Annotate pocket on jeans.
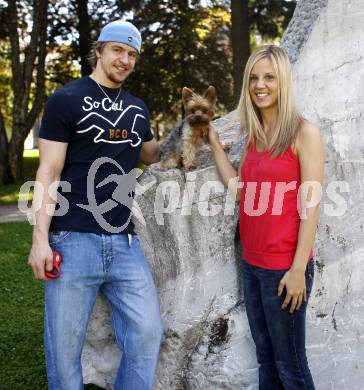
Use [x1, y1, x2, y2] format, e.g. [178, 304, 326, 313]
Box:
[49, 230, 72, 245]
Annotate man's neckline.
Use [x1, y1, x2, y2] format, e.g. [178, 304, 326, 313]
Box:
[88, 75, 123, 90]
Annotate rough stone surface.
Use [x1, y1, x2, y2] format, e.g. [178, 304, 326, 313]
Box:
[83, 1, 364, 388]
[281, 0, 328, 63]
[287, 2, 364, 388]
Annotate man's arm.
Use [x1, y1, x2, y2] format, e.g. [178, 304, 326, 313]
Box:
[140, 138, 161, 165]
[28, 139, 68, 280]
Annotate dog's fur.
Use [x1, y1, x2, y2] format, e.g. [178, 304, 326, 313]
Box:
[160, 86, 217, 171]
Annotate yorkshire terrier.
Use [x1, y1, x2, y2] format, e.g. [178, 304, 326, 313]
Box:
[160, 86, 217, 171]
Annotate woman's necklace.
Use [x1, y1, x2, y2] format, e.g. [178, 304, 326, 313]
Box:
[90, 76, 122, 110]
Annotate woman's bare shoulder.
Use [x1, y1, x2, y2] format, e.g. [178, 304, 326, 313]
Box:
[296, 120, 324, 155]
[299, 120, 320, 137]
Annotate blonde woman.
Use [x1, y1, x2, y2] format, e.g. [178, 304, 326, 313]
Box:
[209, 45, 324, 389]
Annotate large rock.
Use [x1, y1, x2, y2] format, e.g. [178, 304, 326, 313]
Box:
[282, 1, 364, 388]
[83, 1, 364, 388]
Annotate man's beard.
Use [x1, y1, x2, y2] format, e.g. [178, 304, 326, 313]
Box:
[107, 71, 125, 85]
[101, 61, 127, 86]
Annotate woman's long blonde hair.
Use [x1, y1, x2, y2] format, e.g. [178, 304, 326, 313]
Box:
[237, 45, 304, 157]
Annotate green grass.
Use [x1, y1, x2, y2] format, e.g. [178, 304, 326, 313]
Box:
[0, 222, 103, 389]
[0, 150, 39, 206]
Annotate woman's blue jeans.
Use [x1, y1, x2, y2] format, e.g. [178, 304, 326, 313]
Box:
[240, 260, 315, 390]
[45, 231, 164, 390]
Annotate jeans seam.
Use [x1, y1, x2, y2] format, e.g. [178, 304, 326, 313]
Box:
[109, 299, 123, 349]
[45, 304, 60, 388]
[107, 243, 115, 274]
[291, 315, 308, 390]
[111, 284, 129, 371]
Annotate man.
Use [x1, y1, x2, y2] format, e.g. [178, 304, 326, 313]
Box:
[28, 21, 163, 390]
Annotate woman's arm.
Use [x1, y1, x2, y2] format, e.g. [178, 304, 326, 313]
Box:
[278, 121, 325, 313]
[209, 125, 244, 201]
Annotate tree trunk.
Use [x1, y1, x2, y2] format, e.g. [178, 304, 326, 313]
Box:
[0, 110, 11, 184]
[8, 124, 28, 179]
[5, 0, 48, 184]
[154, 119, 160, 141]
[75, 0, 92, 76]
[231, 0, 250, 106]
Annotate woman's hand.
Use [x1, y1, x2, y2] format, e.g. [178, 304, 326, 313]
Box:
[278, 268, 307, 313]
[208, 124, 221, 150]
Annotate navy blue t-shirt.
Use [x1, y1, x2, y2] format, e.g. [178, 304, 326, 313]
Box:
[39, 76, 154, 235]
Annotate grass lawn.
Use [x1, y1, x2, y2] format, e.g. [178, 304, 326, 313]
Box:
[0, 222, 103, 389]
[0, 150, 39, 206]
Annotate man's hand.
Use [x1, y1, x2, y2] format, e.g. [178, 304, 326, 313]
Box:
[140, 138, 160, 165]
[278, 268, 307, 313]
[28, 241, 53, 280]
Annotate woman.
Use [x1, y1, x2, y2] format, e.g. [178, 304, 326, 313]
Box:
[209, 45, 324, 389]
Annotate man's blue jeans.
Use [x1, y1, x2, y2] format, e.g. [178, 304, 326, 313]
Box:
[240, 260, 315, 390]
[45, 231, 164, 390]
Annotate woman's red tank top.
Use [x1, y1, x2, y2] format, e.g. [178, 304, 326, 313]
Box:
[239, 143, 313, 270]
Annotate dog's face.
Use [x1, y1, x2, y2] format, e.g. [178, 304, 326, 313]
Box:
[182, 86, 217, 128]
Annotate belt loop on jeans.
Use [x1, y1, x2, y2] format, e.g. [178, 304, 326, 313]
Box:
[128, 234, 132, 247]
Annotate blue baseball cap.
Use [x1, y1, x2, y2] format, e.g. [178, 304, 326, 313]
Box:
[97, 21, 142, 54]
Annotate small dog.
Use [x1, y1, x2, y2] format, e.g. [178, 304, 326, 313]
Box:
[160, 86, 217, 171]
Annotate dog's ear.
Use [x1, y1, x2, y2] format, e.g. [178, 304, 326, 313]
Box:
[203, 86, 217, 106]
[182, 87, 195, 106]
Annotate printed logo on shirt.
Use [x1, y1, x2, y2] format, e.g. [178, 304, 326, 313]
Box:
[76, 96, 146, 146]
[108, 128, 129, 140]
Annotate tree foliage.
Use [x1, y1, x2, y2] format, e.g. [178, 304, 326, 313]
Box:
[249, 0, 296, 41]
[0, 0, 297, 185]
[230, 0, 296, 104]
[127, 0, 232, 122]
[43, 0, 295, 118]
[0, 0, 48, 184]
[45, 0, 233, 124]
